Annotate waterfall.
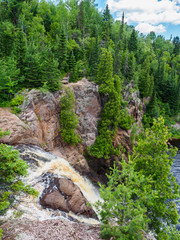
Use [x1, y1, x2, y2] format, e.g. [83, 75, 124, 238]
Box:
[2, 145, 101, 224]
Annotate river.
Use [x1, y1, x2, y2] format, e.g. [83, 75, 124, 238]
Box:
[171, 147, 180, 230]
[1, 144, 101, 224]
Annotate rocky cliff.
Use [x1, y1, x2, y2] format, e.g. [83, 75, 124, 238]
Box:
[0, 79, 147, 239]
[0, 79, 101, 173]
[0, 79, 100, 149]
[0, 78, 144, 175]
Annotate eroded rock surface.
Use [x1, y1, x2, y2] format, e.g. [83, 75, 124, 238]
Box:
[68, 78, 101, 146]
[1, 218, 101, 240]
[0, 79, 101, 169]
[40, 177, 96, 218]
[123, 81, 144, 126]
[0, 90, 61, 150]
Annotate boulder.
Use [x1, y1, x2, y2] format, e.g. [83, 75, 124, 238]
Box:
[0, 108, 39, 146]
[40, 178, 96, 218]
[58, 178, 96, 217]
[40, 190, 69, 212]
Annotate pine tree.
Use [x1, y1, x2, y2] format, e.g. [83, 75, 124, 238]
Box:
[102, 4, 112, 44]
[128, 29, 138, 53]
[138, 57, 154, 98]
[96, 48, 114, 94]
[40, 50, 61, 92]
[89, 50, 121, 159]
[69, 51, 78, 82]
[60, 88, 81, 145]
[134, 117, 179, 238]
[0, 58, 21, 101]
[173, 36, 180, 56]
[54, 30, 67, 71]
[96, 158, 152, 240]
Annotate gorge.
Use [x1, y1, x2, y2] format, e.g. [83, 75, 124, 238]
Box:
[0, 79, 178, 240]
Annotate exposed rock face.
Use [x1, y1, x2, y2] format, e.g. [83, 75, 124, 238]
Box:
[0, 90, 61, 150]
[114, 128, 133, 155]
[40, 190, 69, 212]
[0, 108, 36, 145]
[40, 177, 96, 218]
[68, 78, 101, 146]
[123, 81, 144, 126]
[0, 79, 101, 151]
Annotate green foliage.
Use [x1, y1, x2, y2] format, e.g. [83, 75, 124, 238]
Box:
[96, 117, 179, 240]
[0, 229, 2, 239]
[96, 158, 152, 240]
[0, 129, 10, 137]
[118, 108, 134, 130]
[133, 117, 179, 238]
[128, 29, 138, 54]
[0, 0, 178, 121]
[10, 94, 24, 115]
[166, 226, 180, 240]
[88, 92, 121, 158]
[88, 50, 121, 159]
[0, 57, 21, 101]
[96, 48, 114, 94]
[60, 88, 81, 145]
[138, 57, 154, 98]
[0, 141, 38, 215]
[11, 94, 24, 106]
[0, 129, 38, 239]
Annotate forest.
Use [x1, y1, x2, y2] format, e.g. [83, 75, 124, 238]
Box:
[0, 0, 179, 120]
[0, 0, 180, 239]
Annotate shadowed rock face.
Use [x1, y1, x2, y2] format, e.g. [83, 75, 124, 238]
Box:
[0, 79, 101, 151]
[40, 177, 96, 218]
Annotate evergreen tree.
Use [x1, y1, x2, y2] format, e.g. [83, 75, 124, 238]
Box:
[96, 117, 179, 240]
[22, 44, 43, 88]
[54, 30, 67, 71]
[60, 88, 81, 145]
[89, 50, 121, 159]
[138, 57, 154, 98]
[102, 4, 112, 44]
[69, 51, 78, 82]
[96, 48, 114, 94]
[0, 58, 21, 101]
[128, 29, 138, 53]
[0, 21, 15, 57]
[40, 50, 61, 92]
[134, 117, 179, 238]
[173, 36, 180, 56]
[96, 159, 152, 240]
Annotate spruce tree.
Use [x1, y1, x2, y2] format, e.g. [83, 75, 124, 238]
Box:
[60, 88, 81, 145]
[128, 29, 138, 53]
[134, 117, 179, 238]
[89, 50, 121, 159]
[102, 4, 112, 44]
[138, 57, 154, 98]
[96, 48, 114, 94]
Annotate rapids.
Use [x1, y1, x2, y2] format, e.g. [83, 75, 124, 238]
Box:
[1, 145, 101, 224]
[171, 148, 180, 230]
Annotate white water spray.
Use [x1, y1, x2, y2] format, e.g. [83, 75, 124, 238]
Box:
[2, 145, 101, 224]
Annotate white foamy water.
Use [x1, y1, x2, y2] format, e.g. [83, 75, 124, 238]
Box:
[2, 145, 101, 224]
